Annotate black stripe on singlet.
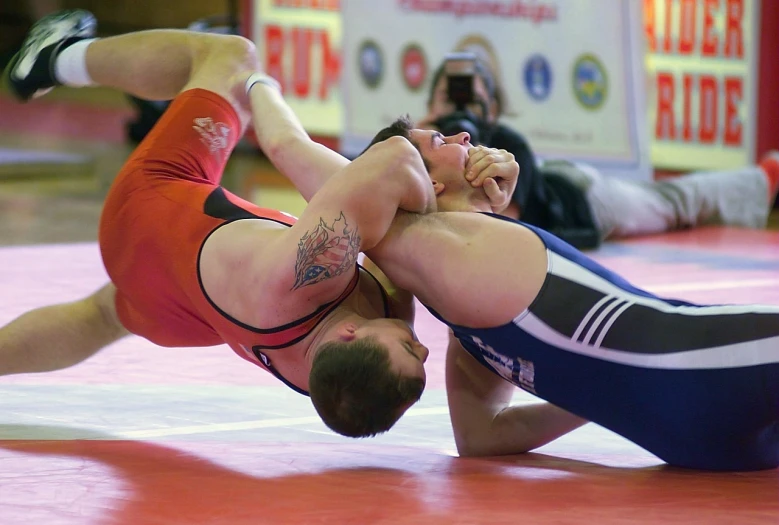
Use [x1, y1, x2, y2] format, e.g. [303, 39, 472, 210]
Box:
[600, 303, 779, 354]
[530, 274, 779, 354]
[530, 274, 608, 338]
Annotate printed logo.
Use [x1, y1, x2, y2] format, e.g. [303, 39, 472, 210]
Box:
[400, 43, 427, 92]
[256, 351, 271, 367]
[243, 344, 271, 367]
[193, 117, 230, 155]
[523, 54, 553, 102]
[572, 53, 608, 110]
[470, 336, 536, 393]
[358, 40, 384, 89]
[516, 357, 535, 392]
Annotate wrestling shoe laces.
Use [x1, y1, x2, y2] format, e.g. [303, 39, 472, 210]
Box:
[3, 9, 97, 101]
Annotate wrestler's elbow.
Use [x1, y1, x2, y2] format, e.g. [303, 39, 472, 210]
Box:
[394, 146, 437, 213]
[451, 415, 529, 458]
[452, 405, 549, 458]
[368, 136, 435, 214]
[454, 436, 495, 458]
[264, 129, 309, 163]
[454, 431, 534, 458]
[461, 403, 589, 457]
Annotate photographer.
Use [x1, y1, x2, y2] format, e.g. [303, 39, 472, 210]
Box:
[418, 54, 778, 249]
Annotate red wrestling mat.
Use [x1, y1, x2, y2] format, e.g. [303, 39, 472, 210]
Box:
[0, 440, 776, 525]
[0, 227, 777, 524]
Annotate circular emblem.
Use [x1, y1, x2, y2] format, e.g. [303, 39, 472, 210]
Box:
[523, 54, 553, 102]
[358, 40, 384, 89]
[572, 53, 608, 110]
[400, 44, 427, 92]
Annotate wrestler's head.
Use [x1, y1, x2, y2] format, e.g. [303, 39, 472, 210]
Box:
[308, 317, 428, 438]
[364, 117, 492, 212]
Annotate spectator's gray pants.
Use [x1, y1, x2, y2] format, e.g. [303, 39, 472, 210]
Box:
[544, 160, 771, 240]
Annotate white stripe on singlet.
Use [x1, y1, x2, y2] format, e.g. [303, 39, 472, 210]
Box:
[511, 251, 779, 370]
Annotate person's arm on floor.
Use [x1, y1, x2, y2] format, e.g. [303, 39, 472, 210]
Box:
[446, 335, 587, 456]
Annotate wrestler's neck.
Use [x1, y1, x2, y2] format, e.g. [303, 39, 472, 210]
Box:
[303, 309, 379, 364]
[303, 281, 387, 363]
[436, 188, 493, 213]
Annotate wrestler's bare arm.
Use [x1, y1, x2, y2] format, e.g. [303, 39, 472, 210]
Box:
[244, 87, 578, 448]
[366, 213, 585, 452]
[253, 137, 436, 303]
[247, 82, 517, 211]
[445, 336, 587, 456]
[244, 84, 426, 318]
[366, 211, 548, 327]
[247, 82, 349, 201]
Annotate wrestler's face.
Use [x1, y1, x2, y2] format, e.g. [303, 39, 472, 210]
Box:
[356, 318, 429, 384]
[408, 128, 472, 196]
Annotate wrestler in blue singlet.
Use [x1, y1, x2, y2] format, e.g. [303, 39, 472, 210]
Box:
[427, 214, 779, 471]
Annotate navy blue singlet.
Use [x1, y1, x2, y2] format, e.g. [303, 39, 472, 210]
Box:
[426, 213, 779, 471]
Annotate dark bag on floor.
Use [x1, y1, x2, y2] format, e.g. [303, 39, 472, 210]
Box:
[489, 124, 601, 250]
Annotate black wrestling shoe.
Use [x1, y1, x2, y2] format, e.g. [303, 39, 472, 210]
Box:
[3, 9, 96, 102]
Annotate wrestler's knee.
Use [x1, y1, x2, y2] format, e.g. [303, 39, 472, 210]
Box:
[184, 34, 259, 121]
[192, 34, 258, 75]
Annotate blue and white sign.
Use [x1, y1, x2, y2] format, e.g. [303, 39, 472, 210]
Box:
[523, 54, 553, 102]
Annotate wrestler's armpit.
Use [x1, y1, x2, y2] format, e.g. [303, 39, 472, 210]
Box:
[291, 212, 361, 290]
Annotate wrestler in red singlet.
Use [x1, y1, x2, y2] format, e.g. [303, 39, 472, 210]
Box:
[99, 89, 387, 394]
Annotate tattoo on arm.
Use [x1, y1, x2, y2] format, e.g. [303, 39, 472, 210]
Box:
[292, 212, 362, 290]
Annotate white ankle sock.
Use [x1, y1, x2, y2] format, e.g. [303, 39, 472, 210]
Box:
[53, 38, 97, 86]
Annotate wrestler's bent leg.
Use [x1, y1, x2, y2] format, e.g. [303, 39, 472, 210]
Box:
[0, 283, 128, 376]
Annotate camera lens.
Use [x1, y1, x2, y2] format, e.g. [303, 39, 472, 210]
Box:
[435, 111, 481, 144]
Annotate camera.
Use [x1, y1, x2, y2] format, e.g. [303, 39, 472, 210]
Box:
[433, 52, 494, 144]
[434, 110, 484, 143]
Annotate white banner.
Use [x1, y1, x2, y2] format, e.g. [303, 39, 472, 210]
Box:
[250, 0, 343, 136]
[341, 0, 652, 180]
[646, 0, 759, 170]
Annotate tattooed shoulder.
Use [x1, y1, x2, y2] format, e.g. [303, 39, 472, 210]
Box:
[292, 212, 362, 290]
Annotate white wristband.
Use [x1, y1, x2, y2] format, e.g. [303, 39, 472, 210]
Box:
[245, 73, 281, 95]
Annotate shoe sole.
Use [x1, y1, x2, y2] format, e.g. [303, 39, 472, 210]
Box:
[2, 10, 97, 102]
[1, 50, 34, 101]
